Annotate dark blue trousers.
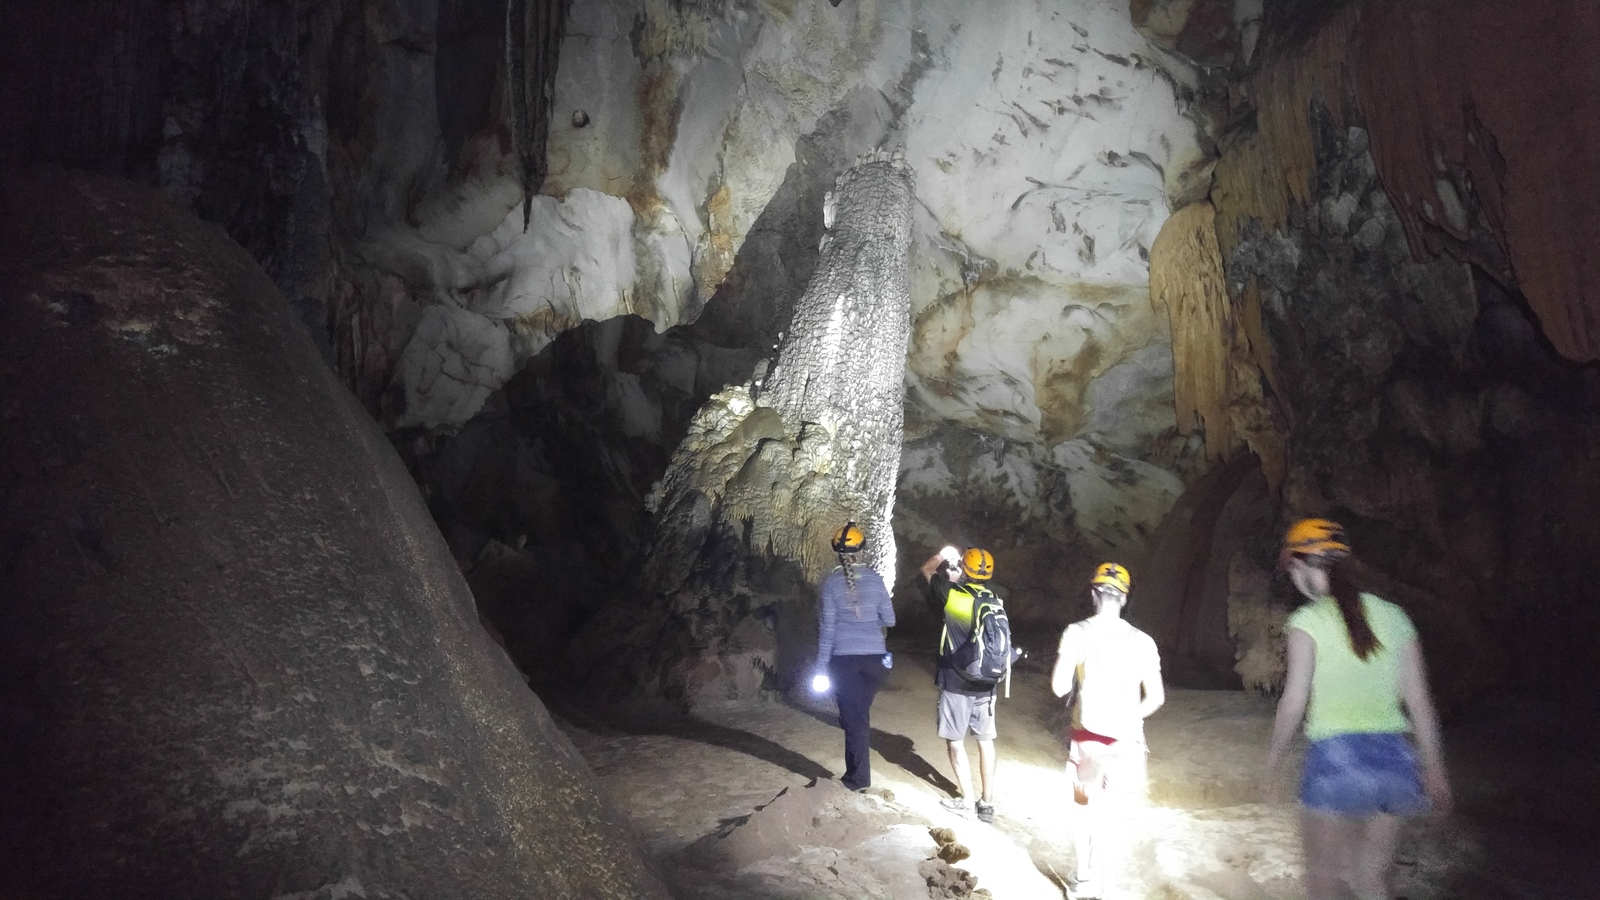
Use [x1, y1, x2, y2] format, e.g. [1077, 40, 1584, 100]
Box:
[829, 654, 888, 790]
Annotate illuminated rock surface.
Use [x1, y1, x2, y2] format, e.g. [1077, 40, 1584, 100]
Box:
[381, 0, 1211, 431]
[585, 151, 916, 709]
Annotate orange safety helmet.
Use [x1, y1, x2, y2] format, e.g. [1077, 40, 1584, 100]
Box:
[1090, 562, 1131, 594]
[1280, 518, 1352, 568]
[831, 521, 865, 554]
[961, 547, 995, 581]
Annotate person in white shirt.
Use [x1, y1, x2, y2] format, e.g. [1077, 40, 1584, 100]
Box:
[1050, 563, 1164, 900]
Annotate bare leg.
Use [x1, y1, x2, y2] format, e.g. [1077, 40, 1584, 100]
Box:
[1349, 814, 1401, 899]
[1301, 808, 1362, 900]
[1070, 753, 1102, 890]
[975, 738, 996, 803]
[946, 739, 973, 800]
[1072, 795, 1101, 888]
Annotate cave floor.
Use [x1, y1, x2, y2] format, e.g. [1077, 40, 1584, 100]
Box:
[554, 638, 1597, 899]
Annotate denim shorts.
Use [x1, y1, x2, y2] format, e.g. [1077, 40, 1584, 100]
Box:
[1301, 732, 1427, 816]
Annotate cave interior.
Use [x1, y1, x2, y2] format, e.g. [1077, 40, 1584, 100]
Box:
[2, 0, 1597, 897]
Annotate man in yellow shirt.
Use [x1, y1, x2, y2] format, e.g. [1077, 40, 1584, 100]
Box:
[920, 544, 1004, 823]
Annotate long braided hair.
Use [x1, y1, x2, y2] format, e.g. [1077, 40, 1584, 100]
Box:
[833, 521, 863, 618]
[839, 550, 865, 618]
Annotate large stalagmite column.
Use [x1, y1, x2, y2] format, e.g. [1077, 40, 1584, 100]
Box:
[633, 150, 915, 705]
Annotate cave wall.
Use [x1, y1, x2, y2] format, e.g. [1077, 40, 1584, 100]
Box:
[396, 0, 1222, 704]
[1159, 0, 1600, 701]
[11, 0, 1597, 710]
[0, 169, 667, 898]
[0, 0, 573, 415]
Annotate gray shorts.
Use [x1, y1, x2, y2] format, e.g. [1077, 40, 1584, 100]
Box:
[938, 690, 997, 741]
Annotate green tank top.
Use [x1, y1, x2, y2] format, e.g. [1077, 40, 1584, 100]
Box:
[1287, 592, 1417, 741]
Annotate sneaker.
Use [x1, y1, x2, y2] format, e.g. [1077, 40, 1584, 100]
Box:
[974, 800, 995, 823]
[939, 796, 970, 815]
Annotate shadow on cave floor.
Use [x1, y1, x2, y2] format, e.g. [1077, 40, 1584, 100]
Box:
[552, 645, 1599, 899]
[790, 704, 959, 796]
[545, 697, 834, 783]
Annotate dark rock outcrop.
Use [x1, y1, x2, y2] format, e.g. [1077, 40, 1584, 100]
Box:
[0, 169, 668, 899]
[1199, 1, 1600, 702]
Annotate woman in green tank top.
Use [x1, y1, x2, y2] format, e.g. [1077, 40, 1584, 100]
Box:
[1265, 519, 1453, 900]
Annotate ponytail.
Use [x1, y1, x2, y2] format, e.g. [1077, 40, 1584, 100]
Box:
[838, 553, 863, 619]
[1328, 557, 1381, 660]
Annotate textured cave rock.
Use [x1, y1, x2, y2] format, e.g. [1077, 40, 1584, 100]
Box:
[1349, 0, 1600, 363]
[0, 169, 668, 899]
[1132, 453, 1272, 688]
[0, 0, 337, 321]
[1209, 0, 1599, 362]
[893, 421, 1194, 633]
[558, 152, 916, 710]
[375, 0, 1214, 431]
[399, 314, 763, 688]
[1129, 0, 1263, 70]
[317, 0, 1221, 657]
[0, 0, 575, 421]
[1211, 93, 1600, 702]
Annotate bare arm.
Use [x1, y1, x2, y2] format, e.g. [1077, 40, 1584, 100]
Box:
[1266, 628, 1316, 773]
[1398, 637, 1453, 812]
[815, 580, 837, 665]
[1139, 650, 1165, 719]
[876, 572, 896, 629]
[1050, 626, 1081, 697]
[919, 553, 945, 582]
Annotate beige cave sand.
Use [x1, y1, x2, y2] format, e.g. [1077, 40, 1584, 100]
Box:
[554, 635, 1597, 899]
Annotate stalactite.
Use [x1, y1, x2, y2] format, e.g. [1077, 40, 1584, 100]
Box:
[1150, 202, 1288, 490]
[1211, 3, 1360, 261]
[1351, 0, 1600, 362]
[1151, 203, 1233, 462]
[505, 0, 567, 232]
[1211, 0, 1599, 362]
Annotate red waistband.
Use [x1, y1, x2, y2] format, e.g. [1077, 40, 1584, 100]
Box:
[1070, 728, 1118, 745]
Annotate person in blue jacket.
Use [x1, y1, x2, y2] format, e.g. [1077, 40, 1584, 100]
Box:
[811, 521, 896, 791]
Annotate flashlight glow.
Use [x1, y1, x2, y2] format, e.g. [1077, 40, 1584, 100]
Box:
[811, 673, 831, 693]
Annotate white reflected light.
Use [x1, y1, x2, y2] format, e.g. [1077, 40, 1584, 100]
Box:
[811, 673, 832, 693]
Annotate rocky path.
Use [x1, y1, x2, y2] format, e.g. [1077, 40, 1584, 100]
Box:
[555, 638, 1597, 899]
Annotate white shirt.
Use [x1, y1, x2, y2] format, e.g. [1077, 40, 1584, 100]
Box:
[1054, 617, 1162, 743]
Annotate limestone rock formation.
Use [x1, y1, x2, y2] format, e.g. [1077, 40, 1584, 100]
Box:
[1350, 0, 1600, 363]
[1129, 0, 1263, 70]
[1149, 201, 1286, 486]
[894, 423, 1190, 631]
[650, 150, 915, 584]
[1132, 453, 1273, 687]
[0, 169, 668, 899]
[361, 0, 1214, 431]
[573, 151, 915, 709]
[1198, 3, 1600, 702]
